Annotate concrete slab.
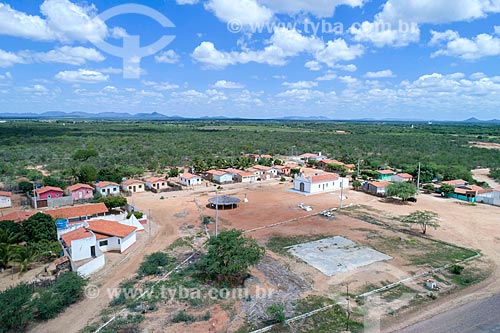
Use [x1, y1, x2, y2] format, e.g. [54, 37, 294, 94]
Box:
[288, 236, 393, 276]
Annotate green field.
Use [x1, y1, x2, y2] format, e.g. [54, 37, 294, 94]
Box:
[0, 120, 499, 187]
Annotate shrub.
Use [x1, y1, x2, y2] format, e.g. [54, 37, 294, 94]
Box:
[267, 304, 286, 324]
[171, 310, 195, 323]
[280, 176, 286, 182]
[0, 283, 34, 332]
[99, 196, 127, 209]
[22, 213, 57, 242]
[127, 211, 144, 219]
[137, 252, 173, 276]
[449, 264, 465, 275]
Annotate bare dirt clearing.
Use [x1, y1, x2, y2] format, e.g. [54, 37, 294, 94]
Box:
[469, 141, 500, 150]
[472, 168, 500, 188]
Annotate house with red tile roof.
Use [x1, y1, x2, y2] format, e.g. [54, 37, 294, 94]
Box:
[224, 168, 257, 183]
[476, 186, 500, 206]
[362, 181, 392, 196]
[377, 170, 395, 181]
[95, 181, 120, 197]
[59, 219, 137, 275]
[67, 183, 94, 201]
[0, 191, 12, 208]
[246, 153, 273, 162]
[293, 172, 349, 194]
[205, 170, 233, 184]
[178, 173, 203, 186]
[121, 179, 145, 193]
[46, 202, 108, 222]
[0, 211, 34, 223]
[391, 173, 414, 183]
[145, 177, 169, 191]
[34, 186, 64, 200]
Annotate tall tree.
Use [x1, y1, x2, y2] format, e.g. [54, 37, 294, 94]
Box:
[22, 213, 56, 243]
[401, 210, 440, 235]
[197, 229, 265, 287]
[386, 182, 417, 201]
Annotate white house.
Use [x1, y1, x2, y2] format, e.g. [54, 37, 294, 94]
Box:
[145, 177, 169, 191]
[206, 170, 233, 184]
[179, 173, 203, 186]
[87, 220, 137, 253]
[234, 171, 257, 183]
[60, 228, 105, 276]
[122, 179, 145, 193]
[293, 173, 349, 194]
[391, 173, 414, 183]
[95, 181, 120, 197]
[0, 191, 12, 208]
[476, 186, 500, 207]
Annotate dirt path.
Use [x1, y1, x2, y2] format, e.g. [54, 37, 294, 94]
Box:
[29, 193, 196, 333]
[344, 191, 500, 332]
[472, 168, 500, 188]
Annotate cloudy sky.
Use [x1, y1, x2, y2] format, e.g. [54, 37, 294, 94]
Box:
[0, 0, 500, 120]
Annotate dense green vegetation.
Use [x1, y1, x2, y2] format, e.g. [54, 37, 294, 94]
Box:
[0, 121, 498, 188]
[0, 272, 87, 332]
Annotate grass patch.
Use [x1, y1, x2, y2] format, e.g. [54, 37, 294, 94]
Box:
[446, 267, 489, 286]
[167, 237, 193, 250]
[379, 284, 416, 302]
[266, 234, 333, 257]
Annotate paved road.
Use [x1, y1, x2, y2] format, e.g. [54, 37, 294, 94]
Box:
[398, 294, 500, 333]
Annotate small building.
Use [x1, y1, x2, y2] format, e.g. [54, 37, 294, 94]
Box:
[0, 211, 34, 223]
[178, 173, 203, 186]
[252, 165, 279, 179]
[206, 170, 233, 184]
[208, 195, 241, 210]
[450, 185, 487, 202]
[377, 170, 395, 181]
[95, 181, 120, 197]
[145, 177, 169, 191]
[87, 220, 137, 253]
[60, 228, 105, 276]
[121, 179, 145, 193]
[274, 165, 291, 176]
[46, 202, 109, 222]
[362, 181, 391, 196]
[234, 171, 257, 183]
[299, 152, 322, 162]
[391, 173, 414, 183]
[476, 186, 500, 206]
[246, 153, 273, 162]
[293, 173, 349, 194]
[67, 183, 94, 201]
[0, 191, 12, 208]
[35, 186, 64, 200]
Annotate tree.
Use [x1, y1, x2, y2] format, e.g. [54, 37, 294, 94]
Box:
[18, 181, 33, 193]
[0, 243, 16, 270]
[42, 176, 67, 189]
[197, 229, 265, 286]
[72, 148, 98, 161]
[22, 213, 57, 242]
[99, 196, 127, 209]
[386, 182, 417, 201]
[16, 245, 37, 274]
[401, 210, 440, 234]
[0, 222, 24, 243]
[439, 183, 455, 196]
[0, 283, 34, 332]
[352, 180, 362, 190]
[77, 164, 97, 183]
[327, 163, 346, 173]
[168, 168, 180, 178]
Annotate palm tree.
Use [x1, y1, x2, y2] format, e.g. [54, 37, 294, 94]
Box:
[0, 243, 16, 271]
[16, 245, 38, 275]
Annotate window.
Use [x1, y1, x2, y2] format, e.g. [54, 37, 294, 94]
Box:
[118, 239, 121, 244]
[48, 194, 51, 199]
[129, 186, 132, 190]
[99, 240, 108, 246]
[139, 185, 142, 188]
[318, 185, 321, 189]
[102, 189, 105, 193]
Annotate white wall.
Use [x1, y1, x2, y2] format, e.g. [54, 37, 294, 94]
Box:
[70, 235, 97, 261]
[77, 255, 105, 276]
[0, 196, 12, 208]
[97, 231, 136, 253]
[98, 185, 120, 197]
[294, 175, 349, 194]
[179, 176, 202, 186]
[120, 232, 136, 252]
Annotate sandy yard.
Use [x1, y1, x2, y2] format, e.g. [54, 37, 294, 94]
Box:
[472, 168, 500, 188]
[469, 141, 500, 150]
[19, 178, 500, 333]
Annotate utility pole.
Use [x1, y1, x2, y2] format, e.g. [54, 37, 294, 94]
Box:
[215, 189, 219, 237]
[357, 159, 360, 177]
[346, 283, 351, 332]
[339, 180, 344, 209]
[417, 162, 421, 195]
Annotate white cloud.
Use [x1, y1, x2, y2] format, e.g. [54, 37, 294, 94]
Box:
[315, 72, 337, 81]
[283, 81, 318, 89]
[142, 80, 180, 91]
[0, 49, 25, 67]
[273, 75, 286, 79]
[305, 60, 322, 71]
[276, 89, 325, 101]
[205, 0, 273, 25]
[365, 70, 395, 78]
[110, 27, 129, 39]
[21, 84, 49, 94]
[349, 20, 420, 47]
[192, 28, 361, 69]
[176, 0, 199, 4]
[155, 50, 180, 64]
[40, 0, 108, 43]
[0, 71, 12, 80]
[259, 0, 365, 17]
[0, 0, 107, 43]
[28, 46, 105, 65]
[213, 80, 245, 89]
[430, 30, 500, 60]
[55, 69, 109, 83]
[339, 75, 358, 84]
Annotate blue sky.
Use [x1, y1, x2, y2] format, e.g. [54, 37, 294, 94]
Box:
[0, 0, 500, 120]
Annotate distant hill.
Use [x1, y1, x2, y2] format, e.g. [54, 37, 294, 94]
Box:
[0, 111, 184, 120]
[463, 117, 500, 124]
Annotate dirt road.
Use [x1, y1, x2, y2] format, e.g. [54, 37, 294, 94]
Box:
[472, 168, 500, 188]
